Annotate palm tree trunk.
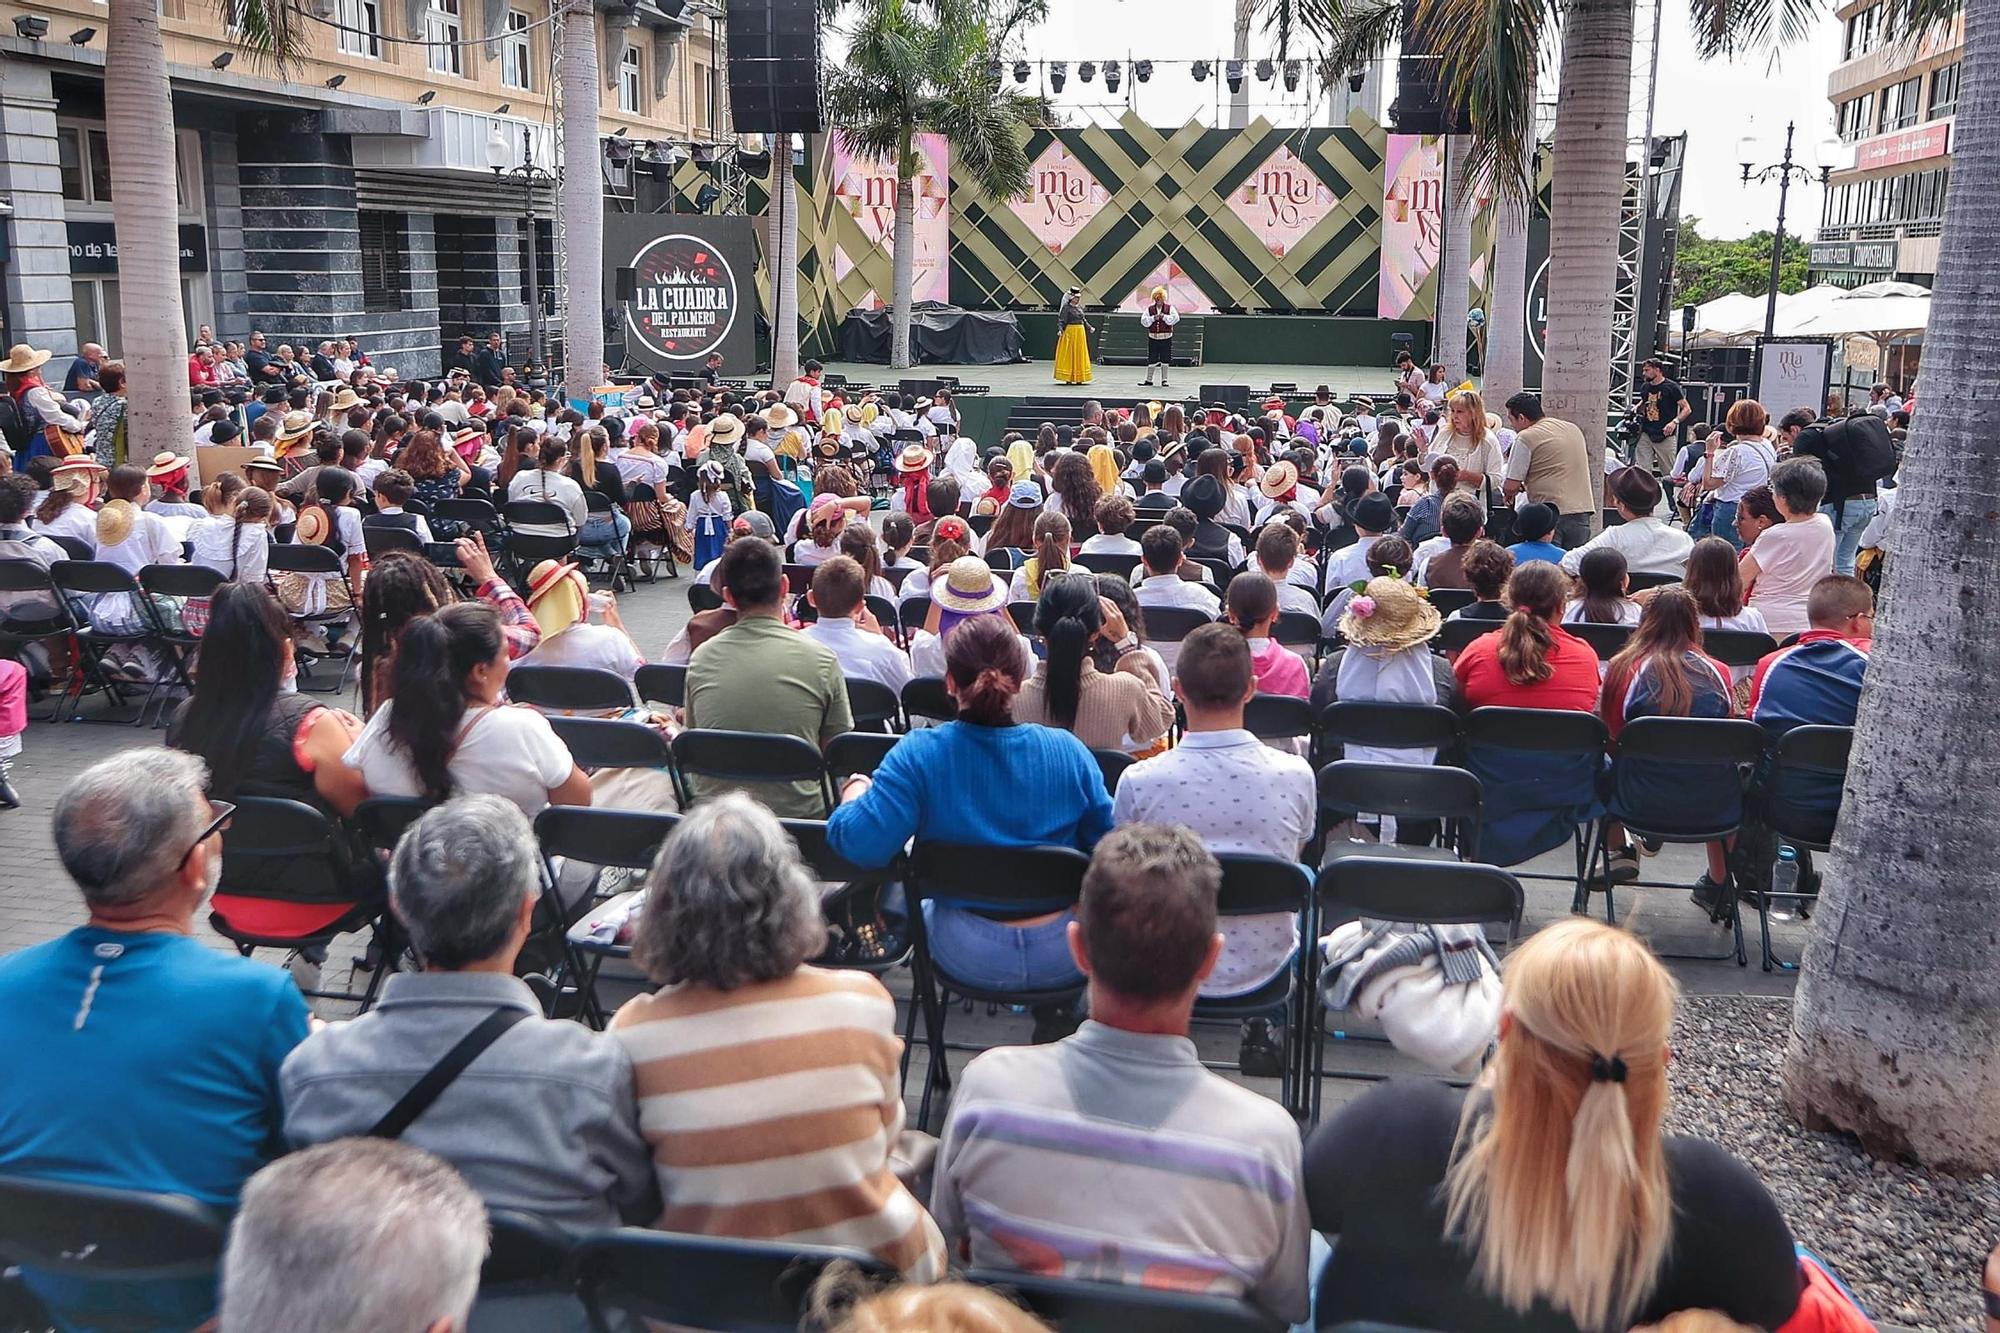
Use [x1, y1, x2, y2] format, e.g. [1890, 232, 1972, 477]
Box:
[1781, 0, 2000, 1173]
[890, 129, 916, 370]
[1439, 135, 1471, 384]
[767, 139, 800, 388]
[560, 0, 604, 393]
[104, 0, 188, 473]
[1484, 137, 1533, 405]
[1539, 0, 1630, 523]
[1229, 0, 1254, 130]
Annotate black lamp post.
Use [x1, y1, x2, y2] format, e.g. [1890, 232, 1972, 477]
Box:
[486, 124, 556, 384]
[1738, 121, 1839, 339]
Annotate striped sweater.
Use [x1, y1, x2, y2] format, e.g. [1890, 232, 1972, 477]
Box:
[610, 967, 946, 1280]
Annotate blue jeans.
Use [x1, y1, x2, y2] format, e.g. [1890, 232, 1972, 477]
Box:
[579, 508, 630, 557]
[1690, 499, 1741, 550]
[922, 903, 1081, 992]
[1821, 496, 1877, 576]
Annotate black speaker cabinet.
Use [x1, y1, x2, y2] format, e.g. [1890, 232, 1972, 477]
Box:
[726, 0, 824, 134]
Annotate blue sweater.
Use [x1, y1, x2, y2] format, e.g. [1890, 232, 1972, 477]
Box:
[827, 720, 1114, 870]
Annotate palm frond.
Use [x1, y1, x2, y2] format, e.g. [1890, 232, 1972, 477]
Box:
[1307, 0, 1404, 82]
[216, 0, 309, 73]
[928, 82, 1038, 199]
[1683, 0, 1824, 58]
[1259, 0, 1342, 59]
[1425, 0, 1551, 204]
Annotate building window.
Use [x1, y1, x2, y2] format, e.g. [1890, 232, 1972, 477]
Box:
[359, 211, 408, 312]
[1928, 61, 1959, 119]
[700, 64, 716, 131]
[57, 126, 120, 204]
[1836, 93, 1873, 142]
[336, 0, 381, 58]
[618, 44, 642, 114]
[425, 0, 462, 76]
[502, 9, 532, 89]
[1841, 5, 1880, 59]
[1878, 76, 1921, 133]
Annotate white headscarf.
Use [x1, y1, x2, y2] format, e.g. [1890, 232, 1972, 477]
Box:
[944, 437, 984, 493]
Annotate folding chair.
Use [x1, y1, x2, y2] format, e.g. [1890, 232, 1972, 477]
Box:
[432, 495, 504, 546]
[864, 594, 901, 642]
[575, 1231, 888, 1333]
[1192, 556, 1237, 590]
[477, 1209, 579, 1307]
[0, 561, 73, 721]
[1313, 699, 1461, 771]
[967, 1270, 1285, 1333]
[1566, 621, 1634, 661]
[845, 676, 903, 732]
[50, 560, 184, 726]
[139, 562, 224, 665]
[208, 796, 391, 1011]
[1273, 609, 1322, 651]
[548, 715, 674, 776]
[825, 730, 899, 780]
[671, 728, 836, 815]
[581, 490, 632, 591]
[1006, 601, 1037, 633]
[44, 534, 94, 561]
[1702, 627, 1781, 671]
[967, 511, 995, 537]
[1435, 618, 1492, 655]
[362, 524, 424, 559]
[0, 1173, 228, 1320]
[688, 580, 724, 613]
[905, 841, 1091, 1130]
[1091, 747, 1133, 795]
[502, 499, 579, 573]
[1626, 570, 1682, 592]
[348, 795, 430, 863]
[1075, 551, 1137, 576]
[1306, 856, 1523, 1121]
[1460, 706, 1608, 907]
[1586, 715, 1768, 965]
[1141, 605, 1217, 649]
[634, 662, 686, 709]
[1244, 692, 1313, 744]
[984, 547, 1021, 572]
[1425, 587, 1476, 617]
[504, 664, 641, 715]
[1755, 724, 1852, 972]
[1316, 760, 1484, 865]
[901, 674, 957, 723]
[899, 595, 934, 643]
[782, 562, 816, 597]
[264, 543, 360, 693]
[1191, 854, 1316, 1114]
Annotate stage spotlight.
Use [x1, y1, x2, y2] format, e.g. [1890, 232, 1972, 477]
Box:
[11, 15, 48, 38]
[1134, 59, 1152, 82]
[693, 182, 721, 212]
[984, 57, 1002, 84]
[326, 74, 347, 88]
[1282, 59, 1300, 91]
[1103, 60, 1120, 93]
[210, 51, 233, 70]
[1013, 59, 1030, 83]
[68, 26, 95, 44]
[1347, 66, 1365, 92]
[1191, 59, 1210, 82]
[416, 90, 436, 105]
[1224, 60, 1243, 94]
[1048, 60, 1065, 92]
[1077, 60, 1095, 83]
[1254, 58, 1273, 82]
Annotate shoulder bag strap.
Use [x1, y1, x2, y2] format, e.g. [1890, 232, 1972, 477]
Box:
[367, 1007, 530, 1139]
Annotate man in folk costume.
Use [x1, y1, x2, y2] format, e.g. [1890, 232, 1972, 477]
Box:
[1140, 286, 1180, 388]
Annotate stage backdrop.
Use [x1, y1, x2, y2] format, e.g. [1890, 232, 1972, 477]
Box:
[605, 214, 759, 376]
[827, 133, 951, 308]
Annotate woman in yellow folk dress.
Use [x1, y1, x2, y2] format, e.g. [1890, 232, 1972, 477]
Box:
[1054, 286, 1092, 385]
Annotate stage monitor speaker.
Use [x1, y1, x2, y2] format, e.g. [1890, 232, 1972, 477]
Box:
[614, 267, 637, 303]
[1201, 383, 1252, 411]
[1389, 0, 1471, 134]
[727, 0, 824, 134]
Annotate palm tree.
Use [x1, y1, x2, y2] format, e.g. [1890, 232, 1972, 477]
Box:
[767, 139, 801, 389]
[822, 0, 1046, 369]
[103, 0, 298, 474]
[559, 0, 603, 393]
[1483, 138, 1533, 405]
[1782, 0, 2000, 1171]
[1439, 134, 1470, 383]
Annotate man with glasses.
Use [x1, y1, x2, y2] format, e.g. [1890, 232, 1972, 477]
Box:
[0, 750, 308, 1332]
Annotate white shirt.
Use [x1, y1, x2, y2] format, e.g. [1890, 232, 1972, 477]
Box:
[345, 701, 575, 817]
[516, 622, 644, 682]
[1112, 728, 1314, 996]
[1562, 598, 1642, 626]
[1859, 479, 1898, 549]
[1262, 570, 1320, 617]
[1557, 515, 1693, 578]
[1746, 515, 1837, 639]
[35, 503, 99, 553]
[1322, 537, 1382, 594]
[1711, 436, 1777, 503]
[802, 616, 913, 693]
[93, 508, 182, 576]
[1078, 533, 1142, 557]
[190, 514, 269, 581]
[507, 467, 588, 534]
[1134, 573, 1221, 617]
[354, 457, 391, 491]
[615, 449, 672, 493]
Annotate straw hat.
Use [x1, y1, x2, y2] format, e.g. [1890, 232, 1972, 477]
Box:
[94, 498, 136, 548]
[813, 435, 844, 461]
[0, 344, 50, 374]
[448, 426, 484, 456]
[524, 559, 588, 637]
[764, 402, 797, 430]
[244, 456, 284, 478]
[145, 451, 192, 478]
[1259, 460, 1299, 498]
[295, 505, 331, 546]
[1339, 575, 1441, 652]
[273, 410, 316, 442]
[52, 456, 107, 475]
[932, 555, 1007, 615]
[330, 387, 362, 411]
[895, 443, 933, 473]
[706, 413, 744, 446]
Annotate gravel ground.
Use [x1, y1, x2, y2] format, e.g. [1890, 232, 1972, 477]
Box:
[1667, 994, 1999, 1332]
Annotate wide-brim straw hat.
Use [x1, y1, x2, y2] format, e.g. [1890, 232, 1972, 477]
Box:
[1259, 460, 1299, 498]
[273, 411, 316, 442]
[330, 388, 362, 411]
[1340, 575, 1442, 652]
[764, 402, 798, 429]
[706, 413, 745, 446]
[296, 505, 331, 546]
[53, 456, 107, 475]
[0, 344, 50, 374]
[244, 457, 284, 477]
[895, 443, 933, 473]
[95, 499, 135, 548]
[145, 451, 193, 478]
[933, 555, 1007, 615]
[525, 559, 587, 637]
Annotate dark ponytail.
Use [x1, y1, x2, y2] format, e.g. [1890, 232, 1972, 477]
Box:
[944, 614, 1027, 726]
[1497, 562, 1566, 686]
[1033, 574, 1103, 732]
[384, 601, 503, 801]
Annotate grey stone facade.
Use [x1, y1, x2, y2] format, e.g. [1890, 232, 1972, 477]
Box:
[0, 61, 77, 355]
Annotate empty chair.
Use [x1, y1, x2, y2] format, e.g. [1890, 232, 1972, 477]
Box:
[503, 664, 639, 716]
[1753, 725, 1852, 971]
[1626, 569, 1682, 592]
[633, 662, 686, 709]
[1702, 627, 1782, 670]
[901, 674, 957, 723]
[1316, 760, 1484, 864]
[502, 499, 578, 568]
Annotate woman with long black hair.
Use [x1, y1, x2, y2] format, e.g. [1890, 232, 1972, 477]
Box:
[341, 600, 590, 815]
[1012, 573, 1173, 752]
[167, 582, 366, 816]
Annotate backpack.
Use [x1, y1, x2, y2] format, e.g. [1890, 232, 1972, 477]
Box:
[1795, 413, 1896, 493]
[0, 393, 29, 456]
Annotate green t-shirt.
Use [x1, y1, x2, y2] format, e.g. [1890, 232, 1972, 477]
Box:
[684, 614, 852, 817]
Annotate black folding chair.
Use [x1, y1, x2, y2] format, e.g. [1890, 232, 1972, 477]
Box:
[845, 676, 903, 732]
[45, 534, 94, 561]
[477, 1209, 580, 1309]
[1273, 609, 1322, 651]
[1314, 699, 1462, 771]
[1588, 715, 1769, 965]
[433, 495, 504, 546]
[1075, 551, 1138, 576]
[1091, 747, 1133, 795]
[575, 1231, 889, 1333]
[0, 560, 73, 720]
[50, 560, 186, 726]
[901, 674, 957, 723]
[1316, 760, 1484, 865]
[361, 524, 424, 559]
[688, 580, 724, 613]
[348, 795, 430, 864]
[1460, 706, 1609, 906]
[534, 803, 677, 1026]
[782, 562, 815, 596]
[984, 547, 1022, 572]
[1702, 627, 1781, 670]
[1141, 605, 1217, 648]
[1755, 725, 1852, 972]
[899, 595, 934, 643]
[1006, 601, 1037, 633]
[1565, 621, 1634, 661]
[505, 664, 641, 715]
[1425, 587, 1476, 617]
[1435, 617, 1493, 655]
[502, 499, 579, 572]
[906, 841, 1092, 1129]
[968, 1269, 1285, 1333]
[581, 490, 632, 591]
[863, 594, 901, 644]
[1626, 570, 1682, 592]
[634, 662, 686, 709]
[671, 728, 836, 815]
[1244, 692, 1313, 744]
[1190, 854, 1316, 1114]
[548, 715, 674, 776]
[1306, 856, 1524, 1120]
[264, 543, 359, 693]
[825, 730, 899, 779]
[0, 1173, 228, 1322]
[208, 795, 391, 1011]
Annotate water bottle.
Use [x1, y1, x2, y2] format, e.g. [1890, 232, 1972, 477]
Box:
[1769, 846, 1800, 922]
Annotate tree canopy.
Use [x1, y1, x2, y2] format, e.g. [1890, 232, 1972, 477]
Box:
[1672, 218, 1810, 308]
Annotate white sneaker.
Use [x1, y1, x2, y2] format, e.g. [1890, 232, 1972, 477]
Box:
[286, 951, 323, 994]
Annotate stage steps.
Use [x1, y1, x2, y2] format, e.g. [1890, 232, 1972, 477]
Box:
[1097, 314, 1204, 367]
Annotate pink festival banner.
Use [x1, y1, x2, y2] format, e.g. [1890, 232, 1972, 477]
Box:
[1377, 134, 1443, 319]
[1229, 144, 1338, 258]
[829, 133, 951, 307]
[1010, 142, 1108, 255]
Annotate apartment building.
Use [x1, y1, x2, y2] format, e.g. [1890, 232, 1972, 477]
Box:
[0, 0, 728, 376]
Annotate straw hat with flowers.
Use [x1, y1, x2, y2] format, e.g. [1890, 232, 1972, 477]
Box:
[1338, 575, 1441, 653]
[524, 559, 589, 637]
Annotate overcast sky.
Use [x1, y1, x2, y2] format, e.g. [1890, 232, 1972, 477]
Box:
[1011, 0, 1841, 240]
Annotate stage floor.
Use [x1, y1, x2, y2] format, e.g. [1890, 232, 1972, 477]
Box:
[818, 358, 1399, 404]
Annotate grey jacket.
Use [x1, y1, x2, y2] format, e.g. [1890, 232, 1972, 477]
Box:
[281, 972, 658, 1230]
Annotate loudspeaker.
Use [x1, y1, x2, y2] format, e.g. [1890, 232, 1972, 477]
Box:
[726, 0, 823, 134]
[614, 267, 638, 303]
[1390, 0, 1471, 134]
[1200, 383, 1252, 411]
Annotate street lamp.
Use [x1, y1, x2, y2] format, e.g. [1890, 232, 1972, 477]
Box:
[485, 123, 557, 385]
[1738, 122, 1840, 339]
